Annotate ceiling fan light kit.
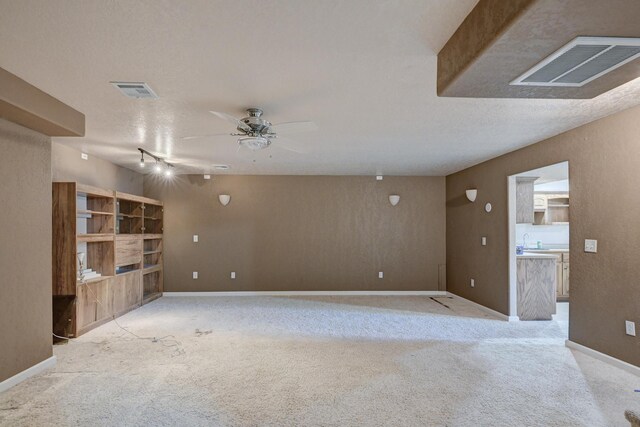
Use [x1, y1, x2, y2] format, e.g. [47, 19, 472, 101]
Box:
[183, 107, 316, 156]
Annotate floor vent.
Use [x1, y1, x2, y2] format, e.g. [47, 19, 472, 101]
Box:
[110, 82, 158, 99]
[511, 37, 640, 87]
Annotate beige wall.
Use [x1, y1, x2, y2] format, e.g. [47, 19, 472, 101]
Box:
[446, 105, 640, 367]
[0, 119, 53, 382]
[144, 175, 446, 292]
[52, 142, 143, 195]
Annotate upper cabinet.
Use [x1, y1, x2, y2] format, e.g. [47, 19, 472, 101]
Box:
[533, 193, 570, 225]
[516, 177, 537, 224]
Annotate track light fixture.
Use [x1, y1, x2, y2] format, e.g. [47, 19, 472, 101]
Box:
[137, 148, 175, 176]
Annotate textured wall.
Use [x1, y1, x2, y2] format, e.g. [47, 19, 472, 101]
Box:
[52, 142, 143, 194]
[446, 105, 640, 367]
[0, 119, 52, 382]
[144, 175, 446, 292]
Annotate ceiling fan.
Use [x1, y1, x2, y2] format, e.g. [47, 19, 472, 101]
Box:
[183, 108, 317, 153]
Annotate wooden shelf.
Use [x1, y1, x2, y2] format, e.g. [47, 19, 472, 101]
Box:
[77, 210, 114, 216]
[53, 181, 163, 339]
[77, 234, 115, 242]
[143, 265, 162, 274]
[77, 275, 113, 285]
[548, 204, 570, 208]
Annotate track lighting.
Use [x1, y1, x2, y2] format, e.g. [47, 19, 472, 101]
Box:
[137, 148, 175, 177]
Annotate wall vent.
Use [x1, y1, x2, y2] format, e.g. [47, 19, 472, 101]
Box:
[110, 82, 158, 98]
[511, 37, 640, 87]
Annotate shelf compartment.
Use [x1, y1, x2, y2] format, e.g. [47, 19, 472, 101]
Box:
[143, 238, 163, 253]
[143, 270, 162, 299]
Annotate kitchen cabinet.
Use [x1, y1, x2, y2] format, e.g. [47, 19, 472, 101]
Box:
[516, 254, 557, 320]
[516, 177, 537, 224]
[524, 250, 569, 300]
[532, 192, 569, 225]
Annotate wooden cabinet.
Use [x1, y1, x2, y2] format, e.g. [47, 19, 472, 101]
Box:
[532, 192, 569, 225]
[52, 182, 164, 339]
[517, 256, 556, 320]
[525, 249, 569, 300]
[516, 177, 537, 224]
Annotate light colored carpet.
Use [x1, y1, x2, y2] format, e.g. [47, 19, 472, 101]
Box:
[0, 296, 637, 426]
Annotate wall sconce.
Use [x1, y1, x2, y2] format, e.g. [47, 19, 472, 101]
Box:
[466, 189, 477, 202]
[218, 194, 231, 206]
[388, 195, 400, 206]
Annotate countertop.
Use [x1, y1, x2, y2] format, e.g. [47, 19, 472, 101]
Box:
[517, 252, 559, 259]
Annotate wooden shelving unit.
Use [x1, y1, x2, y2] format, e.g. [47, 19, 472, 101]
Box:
[52, 183, 164, 339]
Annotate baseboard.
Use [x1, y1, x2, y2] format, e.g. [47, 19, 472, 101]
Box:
[447, 292, 519, 321]
[0, 355, 56, 393]
[164, 290, 448, 297]
[565, 340, 640, 377]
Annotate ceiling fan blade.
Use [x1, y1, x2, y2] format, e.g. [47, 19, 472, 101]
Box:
[181, 133, 233, 140]
[276, 139, 305, 154]
[209, 110, 251, 132]
[269, 121, 318, 134]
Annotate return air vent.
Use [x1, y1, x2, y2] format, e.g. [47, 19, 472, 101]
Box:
[511, 37, 640, 87]
[110, 82, 158, 99]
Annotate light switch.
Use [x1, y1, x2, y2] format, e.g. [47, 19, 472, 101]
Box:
[193, 235, 199, 243]
[230, 272, 236, 279]
[470, 279, 475, 288]
[81, 152, 89, 160]
[626, 321, 636, 336]
[584, 239, 597, 253]
[204, 174, 211, 180]
[376, 175, 383, 181]
[192, 272, 198, 279]
[378, 271, 384, 279]
[481, 237, 487, 246]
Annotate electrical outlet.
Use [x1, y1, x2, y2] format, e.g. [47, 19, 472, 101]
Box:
[481, 237, 487, 246]
[378, 271, 384, 279]
[626, 321, 636, 336]
[584, 239, 597, 253]
[192, 272, 198, 279]
[470, 278, 475, 288]
[230, 272, 236, 279]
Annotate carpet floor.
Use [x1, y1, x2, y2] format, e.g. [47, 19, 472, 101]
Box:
[0, 296, 638, 426]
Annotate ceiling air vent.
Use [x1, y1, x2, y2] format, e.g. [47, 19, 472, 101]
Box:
[511, 37, 640, 87]
[110, 82, 158, 98]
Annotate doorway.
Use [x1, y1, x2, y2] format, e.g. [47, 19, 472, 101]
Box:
[508, 162, 569, 331]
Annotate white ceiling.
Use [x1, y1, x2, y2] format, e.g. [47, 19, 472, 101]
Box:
[1, 0, 640, 176]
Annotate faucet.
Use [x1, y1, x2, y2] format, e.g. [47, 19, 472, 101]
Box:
[522, 233, 530, 249]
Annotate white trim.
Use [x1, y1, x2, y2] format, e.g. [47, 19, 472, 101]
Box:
[447, 292, 519, 321]
[507, 175, 518, 318]
[163, 290, 448, 297]
[0, 356, 56, 393]
[565, 340, 640, 377]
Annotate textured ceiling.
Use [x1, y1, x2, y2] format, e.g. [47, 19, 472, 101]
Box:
[1, 0, 639, 175]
